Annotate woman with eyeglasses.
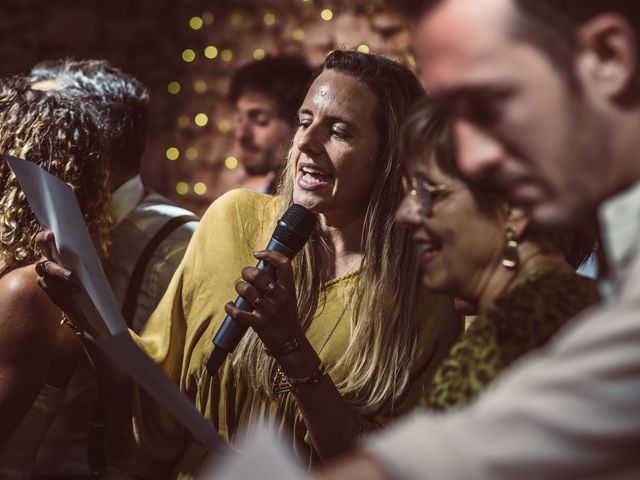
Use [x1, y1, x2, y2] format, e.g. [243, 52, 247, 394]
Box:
[395, 98, 600, 411]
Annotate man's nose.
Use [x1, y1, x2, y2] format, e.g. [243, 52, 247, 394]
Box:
[454, 119, 505, 180]
[234, 116, 252, 140]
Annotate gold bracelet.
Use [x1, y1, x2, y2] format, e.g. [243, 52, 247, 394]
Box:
[282, 361, 326, 386]
[264, 337, 300, 358]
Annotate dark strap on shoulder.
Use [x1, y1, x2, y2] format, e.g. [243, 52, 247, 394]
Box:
[121, 214, 198, 327]
[87, 214, 198, 475]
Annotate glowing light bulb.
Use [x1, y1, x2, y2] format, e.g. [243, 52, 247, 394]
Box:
[189, 16, 203, 30]
[194, 113, 209, 127]
[194, 80, 207, 93]
[176, 182, 189, 195]
[182, 49, 196, 62]
[167, 81, 181, 94]
[186, 148, 198, 160]
[202, 12, 214, 25]
[220, 49, 233, 62]
[253, 48, 265, 61]
[321, 9, 333, 21]
[204, 45, 218, 59]
[218, 119, 232, 133]
[165, 147, 180, 161]
[225, 156, 239, 169]
[194, 182, 207, 195]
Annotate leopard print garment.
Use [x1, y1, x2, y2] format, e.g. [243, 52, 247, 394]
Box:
[422, 267, 599, 411]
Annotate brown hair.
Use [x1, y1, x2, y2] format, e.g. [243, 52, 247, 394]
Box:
[0, 76, 111, 270]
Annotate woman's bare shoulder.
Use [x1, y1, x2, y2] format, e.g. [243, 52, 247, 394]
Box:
[0, 264, 59, 338]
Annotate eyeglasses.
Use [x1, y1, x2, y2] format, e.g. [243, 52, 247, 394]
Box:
[407, 176, 450, 217]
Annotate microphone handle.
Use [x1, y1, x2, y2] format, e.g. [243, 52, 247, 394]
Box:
[206, 238, 296, 375]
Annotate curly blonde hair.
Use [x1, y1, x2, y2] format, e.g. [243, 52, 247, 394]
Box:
[0, 76, 111, 271]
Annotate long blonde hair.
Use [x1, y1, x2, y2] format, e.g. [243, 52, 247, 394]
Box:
[233, 51, 424, 415]
[0, 76, 111, 271]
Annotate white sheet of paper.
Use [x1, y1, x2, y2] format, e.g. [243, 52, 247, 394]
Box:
[200, 428, 310, 480]
[7, 154, 225, 451]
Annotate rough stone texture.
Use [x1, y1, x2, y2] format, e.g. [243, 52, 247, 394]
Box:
[0, 0, 412, 215]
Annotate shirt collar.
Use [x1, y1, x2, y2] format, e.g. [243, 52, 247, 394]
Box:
[111, 175, 145, 228]
[598, 181, 640, 294]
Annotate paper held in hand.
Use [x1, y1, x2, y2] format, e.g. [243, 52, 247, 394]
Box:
[6, 154, 225, 452]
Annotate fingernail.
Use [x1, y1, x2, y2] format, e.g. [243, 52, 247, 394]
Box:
[254, 251, 266, 258]
[64, 271, 73, 281]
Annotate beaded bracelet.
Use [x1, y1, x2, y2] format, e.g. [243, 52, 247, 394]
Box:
[264, 337, 300, 358]
[282, 361, 326, 386]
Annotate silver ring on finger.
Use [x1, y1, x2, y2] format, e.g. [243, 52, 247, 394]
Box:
[264, 281, 277, 294]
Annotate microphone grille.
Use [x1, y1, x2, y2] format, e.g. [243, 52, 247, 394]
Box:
[272, 204, 316, 253]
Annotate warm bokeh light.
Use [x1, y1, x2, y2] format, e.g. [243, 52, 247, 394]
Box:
[194, 182, 207, 195]
[220, 49, 233, 62]
[224, 156, 239, 169]
[263, 12, 276, 25]
[292, 28, 305, 41]
[253, 48, 265, 60]
[189, 16, 203, 30]
[186, 147, 199, 160]
[357, 44, 370, 53]
[202, 11, 214, 25]
[230, 12, 243, 26]
[165, 147, 180, 161]
[194, 113, 209, 126]
[167, 81, 181, 94]
[194, 79, 207, 93]
[182, 49, 196, 62]
[177, 115, 190, 128]
[218, 119, 232, 133]
[204, 45, 218, 59]
[176, 182, 189, 195]
[321, 9, 333, 21]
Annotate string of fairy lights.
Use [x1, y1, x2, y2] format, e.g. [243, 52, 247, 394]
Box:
[163, 4, 373, 198]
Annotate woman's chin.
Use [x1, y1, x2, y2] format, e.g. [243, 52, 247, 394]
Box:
[419, 270, 449, 295]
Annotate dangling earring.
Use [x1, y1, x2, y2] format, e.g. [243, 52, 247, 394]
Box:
[501, 226, 519, 269]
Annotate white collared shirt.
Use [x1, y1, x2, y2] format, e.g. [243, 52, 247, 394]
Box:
[366, 182, 640, 480]
[110, 175, 146, 228]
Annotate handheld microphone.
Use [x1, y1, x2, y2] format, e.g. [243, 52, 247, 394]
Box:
[206, 203, 316, 375]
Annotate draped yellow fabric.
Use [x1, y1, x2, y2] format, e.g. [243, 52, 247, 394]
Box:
[129, 189, 462, 479]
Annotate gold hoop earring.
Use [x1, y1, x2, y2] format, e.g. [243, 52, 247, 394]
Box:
[501, 226, 519, 269]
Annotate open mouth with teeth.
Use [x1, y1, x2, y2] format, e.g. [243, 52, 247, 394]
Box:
[418, 241, 442, 264]
[297, 164, 333, 190]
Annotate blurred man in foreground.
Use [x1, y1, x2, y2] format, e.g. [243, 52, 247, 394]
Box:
[320, 1, 640, 478]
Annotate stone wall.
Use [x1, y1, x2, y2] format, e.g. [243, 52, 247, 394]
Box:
[0, 0, 412, 215]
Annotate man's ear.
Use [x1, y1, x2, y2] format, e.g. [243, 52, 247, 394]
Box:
[575, 14, 638, 102]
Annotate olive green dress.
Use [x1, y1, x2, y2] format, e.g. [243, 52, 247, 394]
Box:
[129, 189, 462, 479]
[423, 267, 598, 411]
